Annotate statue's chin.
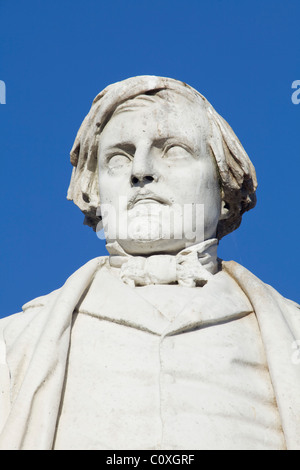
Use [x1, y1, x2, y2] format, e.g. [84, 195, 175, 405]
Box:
[116, 237, 194, 256]
[113, 212, 188, 254]
[105, 209, 211, 255]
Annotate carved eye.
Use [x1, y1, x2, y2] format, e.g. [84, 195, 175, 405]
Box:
[164, 145, 192, 159]
[108, 154, 131, 169]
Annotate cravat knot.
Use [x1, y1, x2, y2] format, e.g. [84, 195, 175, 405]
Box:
[107, 239, 219, 287]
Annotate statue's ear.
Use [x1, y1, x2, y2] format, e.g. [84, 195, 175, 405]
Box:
[220, 200, 230, 220]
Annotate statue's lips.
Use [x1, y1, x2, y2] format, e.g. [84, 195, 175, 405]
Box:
[134, 198, 164, 205]
[128, 193, 170, 209]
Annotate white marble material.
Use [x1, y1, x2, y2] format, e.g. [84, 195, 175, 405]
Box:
[0, 76, 299, 450]
[53, 276, 284, 450]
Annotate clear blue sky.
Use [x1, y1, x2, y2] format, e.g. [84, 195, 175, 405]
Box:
[0, 0, 299, 318]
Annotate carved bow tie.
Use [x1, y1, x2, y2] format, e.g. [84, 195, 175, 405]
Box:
[107, 239, 219, 287]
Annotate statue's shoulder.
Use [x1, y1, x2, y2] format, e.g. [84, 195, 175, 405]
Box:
[222, 259, 300, 310]
[0, 288, 61, 337]
[0, 255, 109, 330]
[21, 288, 60, 313]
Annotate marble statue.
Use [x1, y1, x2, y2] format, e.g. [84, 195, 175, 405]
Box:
[0, 76, 299, 450]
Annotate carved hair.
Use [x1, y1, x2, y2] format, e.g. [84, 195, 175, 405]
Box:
[67, 76, 257, 239]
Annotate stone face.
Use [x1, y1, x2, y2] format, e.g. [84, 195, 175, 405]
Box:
[97, 90, 221, 254]
[67, 76, 257, 240]
[0, 76, 299, 450]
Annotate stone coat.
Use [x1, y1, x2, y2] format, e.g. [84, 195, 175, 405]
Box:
[0, 258, 299, 450]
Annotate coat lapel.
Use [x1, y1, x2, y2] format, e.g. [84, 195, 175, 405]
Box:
[162, 269, 253, 336]
[78, 266, 171, 335]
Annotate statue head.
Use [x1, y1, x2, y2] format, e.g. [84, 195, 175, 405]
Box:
[67, 76, 257, 254]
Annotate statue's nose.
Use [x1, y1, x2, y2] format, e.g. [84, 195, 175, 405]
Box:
[130, 145, 158, 186]
[131, 174, 156, 186]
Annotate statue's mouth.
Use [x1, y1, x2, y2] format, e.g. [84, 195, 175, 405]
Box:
[128, 191, 170, 209]
[134, 197, 162, 206]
